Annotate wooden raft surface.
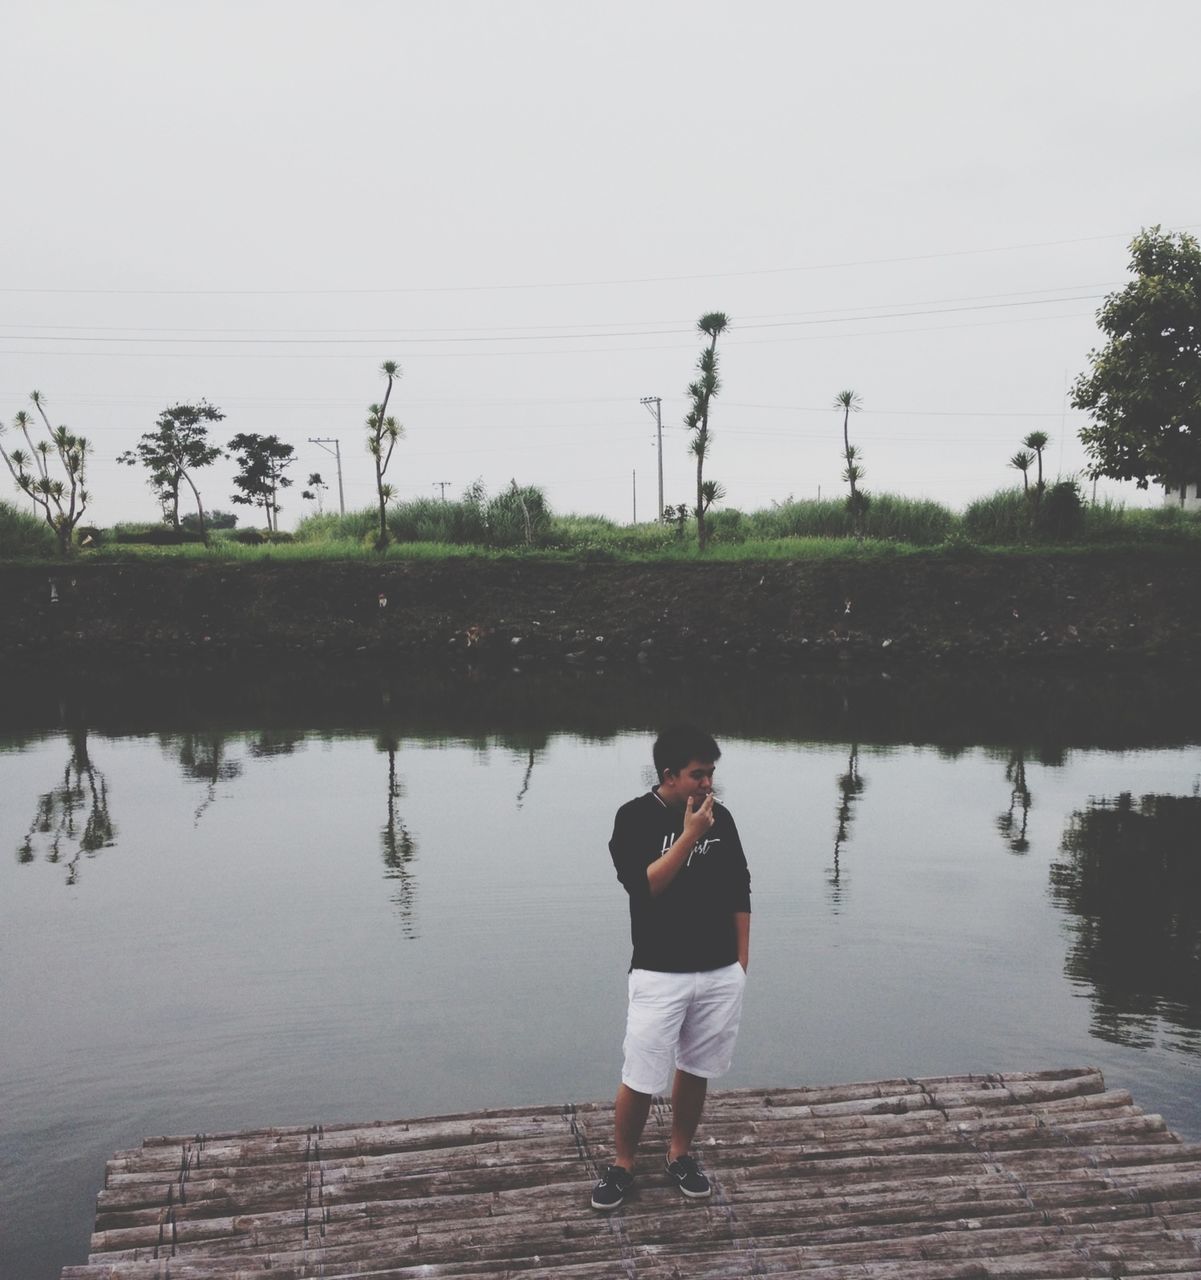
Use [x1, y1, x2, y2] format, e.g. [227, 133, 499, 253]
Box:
[62, 1067, 1201, 1280]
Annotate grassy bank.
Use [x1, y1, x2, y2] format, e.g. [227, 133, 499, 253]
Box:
[4, 488, 1200, 564]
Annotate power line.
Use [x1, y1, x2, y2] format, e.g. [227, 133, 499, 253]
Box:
[0, 306, 1099, 362]
[0, 294, 1106, 347]
[719, 401, 1084, 419]
[0, 281, 1121, 338]
[2, 222, 1195, 296]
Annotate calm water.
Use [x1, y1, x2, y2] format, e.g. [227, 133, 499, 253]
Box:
[1, 666, 1199, 1280]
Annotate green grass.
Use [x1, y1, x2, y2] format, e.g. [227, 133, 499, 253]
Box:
[7, 486, 1201, 565]
[87, 539, 514, 563]
[0, 501, 56, 558]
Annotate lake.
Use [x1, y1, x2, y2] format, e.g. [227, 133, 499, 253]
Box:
[2, 664, 1198, 1280]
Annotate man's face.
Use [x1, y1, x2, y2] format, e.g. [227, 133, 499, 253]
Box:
[658, 758, 716, 807]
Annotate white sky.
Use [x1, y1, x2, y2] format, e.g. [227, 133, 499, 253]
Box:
[4, 0, 1199, 529]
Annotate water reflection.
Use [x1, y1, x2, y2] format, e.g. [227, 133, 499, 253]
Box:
[8, 664, 1201, 752]
[163, 731, 244, 823]
[1051, 789, 1201, 1055]
[377, 733, 418, 936]
[16, 730, 116, 885]
[828, 744, 866, 909]
[997, 750, 1032, 854]
[247, 730, 306, 758]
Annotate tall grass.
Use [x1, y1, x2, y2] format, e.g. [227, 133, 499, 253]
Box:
[963, 485, 1201, 546]
[746, 494, 955, 545]
[297, 486, 551, 549]
[1082, 501, 1201, 544]
[0, 500, 56, 558]
[962, 488, 1031, 543]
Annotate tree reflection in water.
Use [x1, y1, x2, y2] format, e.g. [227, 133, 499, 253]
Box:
[159, 731, 306, 823]
[16, 730, 115, 885]
[827, 744, 866, 910]
[1051, 789, 1201, 1055]
[516, 745, 537, 809]
[163, 732, 244, 824]
[997, 750, 1032, 854]
[377, 733, 417, 937]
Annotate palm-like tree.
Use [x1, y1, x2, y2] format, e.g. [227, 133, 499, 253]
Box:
[0, 391, 90, 554]
[835, 390, 868, 538]
[367, 360, 403, 549]
[1009, 449, 1035, 493]
[687, 312, 729, 550]
[1023, 431, 1050, 498]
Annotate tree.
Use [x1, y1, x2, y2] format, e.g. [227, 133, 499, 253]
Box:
[0, 391, 90, 555]
[835, 389, 868, 538]
[685, 312, 729, 550]
[118, 401, 225, 544]
[301, 472, 327, 513]
[1072, 226, 1201, 499]
[1009, 449, 1035, 493]
[1022, 431, 1049, 505]
[367, 360, 403, 549]
[228, 433, 295, 530]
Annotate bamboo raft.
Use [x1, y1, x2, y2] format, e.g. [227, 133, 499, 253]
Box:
[62, 1068, 1201, 1280]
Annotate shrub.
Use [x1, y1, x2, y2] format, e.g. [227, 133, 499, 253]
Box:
[1039, 480, 1084, 541]
[0, 500, 56, 558]
[181, 509, 237, 531]
[110, 523, 204, 545]
[234, 527, 292, 544]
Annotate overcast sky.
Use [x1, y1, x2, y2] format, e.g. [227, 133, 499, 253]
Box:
[5, 0, 1199, 529]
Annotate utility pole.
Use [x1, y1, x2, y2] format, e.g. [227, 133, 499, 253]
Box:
[308, 437, 345, 516]
[433, 481, 452, 502]
[640, 396, 664, 521]
[632, 469, 636, 524]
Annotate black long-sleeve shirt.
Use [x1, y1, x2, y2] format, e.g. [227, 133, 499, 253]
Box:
[608, 790, 751, 973]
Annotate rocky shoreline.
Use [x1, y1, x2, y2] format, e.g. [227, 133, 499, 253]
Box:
[1, 553, 1198, 669]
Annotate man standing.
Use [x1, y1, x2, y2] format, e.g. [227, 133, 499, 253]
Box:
[591, 725, 751, 1211]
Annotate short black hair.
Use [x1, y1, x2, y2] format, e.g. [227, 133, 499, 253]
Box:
[653, 724, 721, 780]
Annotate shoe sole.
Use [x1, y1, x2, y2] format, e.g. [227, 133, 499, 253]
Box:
[665, 1166, 712, 1199]
[590, 1195, 626, 1211]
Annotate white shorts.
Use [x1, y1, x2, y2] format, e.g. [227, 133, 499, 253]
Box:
[621, 963, 747, 1097]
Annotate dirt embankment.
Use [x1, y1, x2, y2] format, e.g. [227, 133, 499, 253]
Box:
[1, 554, 1198, 667]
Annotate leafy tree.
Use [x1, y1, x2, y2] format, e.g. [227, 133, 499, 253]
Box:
[1072, 226, 1201, 499]
[835, 389, 868, 538]
[227, 433, 295, 530]
[685, 312, 729, 550]
[0, 391, 91, 555]
[1009, 449, 1034, 493]
[118, 401, 225, 544]
[367, 360, 403, 549]
[662, 503, 689, 540]
[301, 472, 328, 513]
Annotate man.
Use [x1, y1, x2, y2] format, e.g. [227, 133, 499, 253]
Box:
[591, 724, 751, 1211]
